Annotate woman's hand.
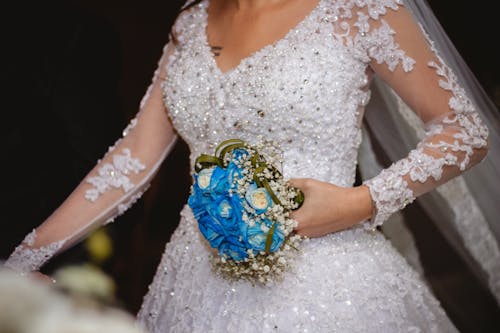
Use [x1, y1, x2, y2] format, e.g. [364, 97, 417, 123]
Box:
[2, 266, 56, 284]
[289, 178, 373, 238]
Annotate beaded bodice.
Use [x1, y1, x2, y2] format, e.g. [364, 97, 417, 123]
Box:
[163, 0, 374, 187]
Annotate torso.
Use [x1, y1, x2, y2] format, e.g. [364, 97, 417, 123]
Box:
[162, 0, 416, 187]
[163, 0, 374, 187]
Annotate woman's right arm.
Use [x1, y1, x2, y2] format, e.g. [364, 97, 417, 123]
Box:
[5, 42, 178, 274]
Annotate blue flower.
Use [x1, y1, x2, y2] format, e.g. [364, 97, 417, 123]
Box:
[218, 236, 248, 261]
[204, 166, 230, 196]
[225, 148, 248, 185]
[188, 174, 213, 218]
[189, 165, 231, 214]
[189, 176, 250, 260]
[188, 146, 286, 262]
[197, 213, 225, 249]
[198, 200, 248, 260]
[226, 161, 242, 186]
[246, 219, 284, 253]
[206, 196, 243, 234]
[245, 183, 273, 214]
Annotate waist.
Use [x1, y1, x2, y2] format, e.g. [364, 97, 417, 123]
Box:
[180, 205, 384, 255]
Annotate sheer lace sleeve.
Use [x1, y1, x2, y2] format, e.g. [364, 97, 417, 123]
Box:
[4, 42, 178, 273]
[335, 1, 489, 227]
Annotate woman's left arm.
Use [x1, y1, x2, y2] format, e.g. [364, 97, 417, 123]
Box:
[292, 3, 488, 237]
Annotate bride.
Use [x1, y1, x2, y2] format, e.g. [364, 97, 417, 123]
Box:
[5, 0, 500, 331]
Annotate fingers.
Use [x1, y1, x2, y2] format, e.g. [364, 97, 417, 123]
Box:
[290, 207, 305, 233]
[289, 209, 300, 222]
[292, 211, 326, 238]
[295, 227, 325, 238]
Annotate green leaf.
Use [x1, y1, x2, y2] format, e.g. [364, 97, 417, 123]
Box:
[253, 166, 265, 187]
[219, 143, 247, 162]
[215, 139, 245, 157]
[194, 154, 222, 172]
[262, 179, 282, 206]
[251, 153, 260, 167]
[264, 223, 276, 253]
[293, 188, 305, 209]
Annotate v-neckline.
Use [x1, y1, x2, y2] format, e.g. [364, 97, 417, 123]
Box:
[201, 0, 323, 76]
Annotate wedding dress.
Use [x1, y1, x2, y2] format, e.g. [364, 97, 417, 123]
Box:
[5, 0, 496, 332]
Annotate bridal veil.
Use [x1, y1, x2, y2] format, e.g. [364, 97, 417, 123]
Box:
[359, 0, 500, 305]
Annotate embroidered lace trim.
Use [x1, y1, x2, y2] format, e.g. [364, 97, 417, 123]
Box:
[327, 0, 415, 72]
[84, 148, 146, 202]
[5, 230, 66, 273]
[364, 29, 488, 226]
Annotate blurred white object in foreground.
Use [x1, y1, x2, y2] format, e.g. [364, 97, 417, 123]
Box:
[53, 264, 115, 303]
[0, 267, 146, 333]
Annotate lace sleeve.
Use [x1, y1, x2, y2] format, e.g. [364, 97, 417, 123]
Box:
[342, 1, 489, 227]
[4, 42, 178, 273]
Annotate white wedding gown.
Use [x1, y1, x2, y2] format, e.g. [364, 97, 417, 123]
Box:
[6, 0, 490, 332]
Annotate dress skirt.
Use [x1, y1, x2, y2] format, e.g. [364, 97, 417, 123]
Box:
[137, 206, 457, 333]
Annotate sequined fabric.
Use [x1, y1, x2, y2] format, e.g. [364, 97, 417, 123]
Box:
[137, 0, 460, 331]
[139, 207, 456, 332]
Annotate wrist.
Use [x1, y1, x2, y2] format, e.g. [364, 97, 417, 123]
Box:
[349, 185, 374, 222]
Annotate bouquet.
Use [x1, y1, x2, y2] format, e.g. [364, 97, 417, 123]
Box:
[188, 139, 304, 283]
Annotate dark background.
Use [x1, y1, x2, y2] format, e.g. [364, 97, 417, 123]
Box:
[2, 0, 499, 332]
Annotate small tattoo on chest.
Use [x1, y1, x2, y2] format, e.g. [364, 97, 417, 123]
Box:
[210, 45, 223, 56]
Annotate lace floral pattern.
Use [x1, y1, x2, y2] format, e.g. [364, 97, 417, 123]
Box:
[84, 148, 146, 202]
[323, 0, 416, 72]
[355, 19, 416, 72]
[364, 167, 415, 227]
[5, 230, 66, 273]
[363, 22, 488, 227]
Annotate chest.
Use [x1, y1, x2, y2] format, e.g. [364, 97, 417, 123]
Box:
[162, 1, 370, 152]
[205, 0, 323, 74]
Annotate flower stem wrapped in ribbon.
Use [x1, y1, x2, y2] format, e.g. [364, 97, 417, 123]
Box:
[188, 139, 304, 283]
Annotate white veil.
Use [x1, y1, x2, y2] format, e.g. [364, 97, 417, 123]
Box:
[359, 0, 500, 304]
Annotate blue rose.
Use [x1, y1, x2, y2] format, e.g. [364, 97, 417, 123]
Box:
[206, 196, 244, 234]
[192, 166, 231, 196]
[245, 183, 273, 214]
[226, 161, 242, 186]
[218, 236, 248, 261]
[190, 166, 228, 200]
[188, 175, 213, 218]
[208, 166, 231, 195]
[197, 212, 225, 249]
[225, 148, 248, 185]
[191, 187, 250, 260]
[189, 165, 232, 215]
[246, 219, 284, 253]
